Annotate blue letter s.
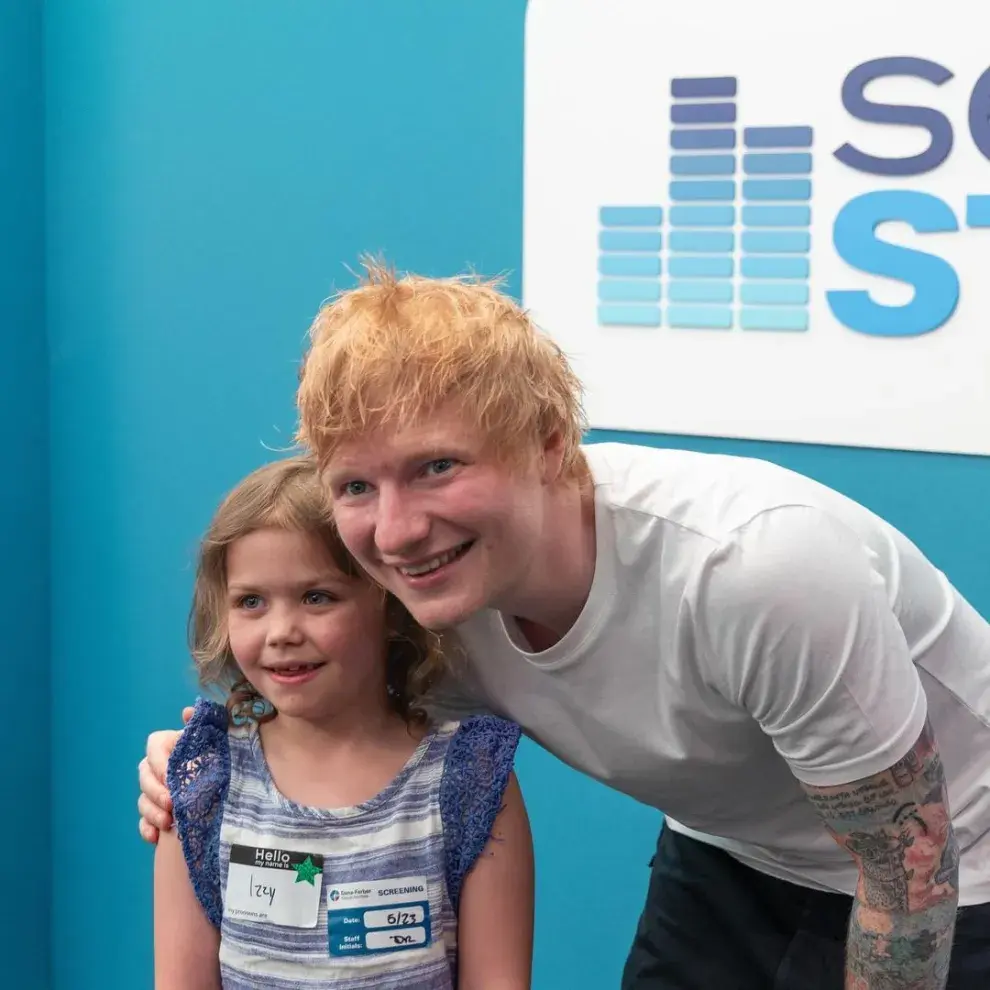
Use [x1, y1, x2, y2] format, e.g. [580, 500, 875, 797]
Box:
[834, 57, 954, 176]
[827, 191, 959, 337]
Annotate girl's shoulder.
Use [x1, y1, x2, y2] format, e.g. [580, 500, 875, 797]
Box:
[167, 698, 232, 929]
[441, 714, 521, 772]
[438, 715, 522, 912]
[167, 698, 233, 793]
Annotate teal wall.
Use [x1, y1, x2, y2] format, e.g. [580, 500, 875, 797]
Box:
[18, 2, 990, 988]
[44, 3, 656, 987]
[0, 1, 49, 986]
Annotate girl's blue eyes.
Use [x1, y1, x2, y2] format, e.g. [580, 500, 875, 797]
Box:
[303, 591, 334, 605]
[235, 591, 336, 609]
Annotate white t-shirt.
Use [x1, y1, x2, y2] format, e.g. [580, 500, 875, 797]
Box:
[445, 442, 990, 905]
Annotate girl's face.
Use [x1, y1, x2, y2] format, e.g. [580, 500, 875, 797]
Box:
[225, 526, 388, 723]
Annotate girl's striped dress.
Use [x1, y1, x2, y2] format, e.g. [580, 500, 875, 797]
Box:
[169, 699, 520, 989]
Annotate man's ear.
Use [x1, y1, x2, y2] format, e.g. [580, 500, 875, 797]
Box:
[540, 431, 566, 484]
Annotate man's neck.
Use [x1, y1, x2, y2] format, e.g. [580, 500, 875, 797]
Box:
[507, 473, 598, 652]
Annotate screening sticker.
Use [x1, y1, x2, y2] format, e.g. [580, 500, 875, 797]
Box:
[327, 876, 432, 956]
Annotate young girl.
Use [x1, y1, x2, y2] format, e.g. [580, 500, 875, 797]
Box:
[154, 456, 534, 989]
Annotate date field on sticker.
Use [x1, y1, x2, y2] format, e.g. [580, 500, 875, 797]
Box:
[364, 905, 426, 929]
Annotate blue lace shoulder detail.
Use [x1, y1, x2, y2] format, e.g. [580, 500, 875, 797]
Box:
[439, 715, 521, 914]
[166, 698, 231, 929]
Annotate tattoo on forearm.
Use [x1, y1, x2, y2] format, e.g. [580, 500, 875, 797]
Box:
[802, 719, 959, 989]
[845, 829, 914, 912]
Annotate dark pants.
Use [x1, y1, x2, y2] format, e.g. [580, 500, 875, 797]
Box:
[622, 826, 990, 989]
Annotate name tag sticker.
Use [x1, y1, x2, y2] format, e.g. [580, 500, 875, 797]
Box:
[327, 876, 432, 956]
[225, 844, 324, 929]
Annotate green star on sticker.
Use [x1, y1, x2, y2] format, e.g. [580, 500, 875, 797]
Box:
[292, 856, 322, 886]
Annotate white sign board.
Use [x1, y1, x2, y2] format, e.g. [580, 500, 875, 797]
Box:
[523, 0, 990, 454]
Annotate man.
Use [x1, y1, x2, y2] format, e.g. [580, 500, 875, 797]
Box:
[138, 263, 990, 988]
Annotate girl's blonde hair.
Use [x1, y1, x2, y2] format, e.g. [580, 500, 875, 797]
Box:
[189, 455, 444, 724]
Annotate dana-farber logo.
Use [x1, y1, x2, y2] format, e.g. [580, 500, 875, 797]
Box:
[523, 0, 990, 456]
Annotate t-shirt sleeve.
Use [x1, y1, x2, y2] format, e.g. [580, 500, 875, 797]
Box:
[695, 505, 928, 787]
[166, 698, 231, 929]
[438, 715, 522, 913]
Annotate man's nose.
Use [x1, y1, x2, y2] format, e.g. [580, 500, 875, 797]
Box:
[374, 486, 431, 558]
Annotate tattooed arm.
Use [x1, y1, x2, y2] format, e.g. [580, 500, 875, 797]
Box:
[801, 719, 960, 989]
[697, 508, 960, 984]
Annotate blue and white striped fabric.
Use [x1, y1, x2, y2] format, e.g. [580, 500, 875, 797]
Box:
[169, 699, 520, 989]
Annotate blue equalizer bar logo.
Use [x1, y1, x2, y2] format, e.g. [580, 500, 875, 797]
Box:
[597, 76, 814, 332]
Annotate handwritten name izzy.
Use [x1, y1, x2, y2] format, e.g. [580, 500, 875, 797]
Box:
[250, 875, 278, 907]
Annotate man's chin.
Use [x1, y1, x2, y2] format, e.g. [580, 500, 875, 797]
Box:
[409, 607, 461, 632]
[404, 595, 480, 633]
